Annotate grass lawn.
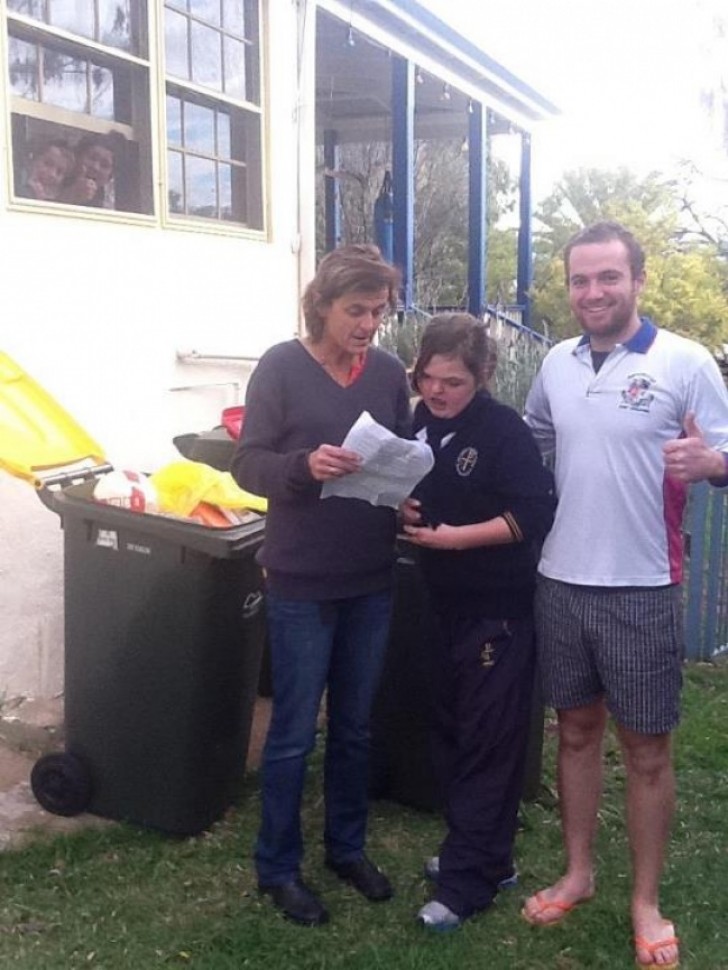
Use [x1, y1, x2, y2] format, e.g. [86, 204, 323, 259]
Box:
[0, 663, 726, 970]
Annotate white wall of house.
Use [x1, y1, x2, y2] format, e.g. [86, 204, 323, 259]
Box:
[0, 0, 551, 701]
[0, 0, 313, 699]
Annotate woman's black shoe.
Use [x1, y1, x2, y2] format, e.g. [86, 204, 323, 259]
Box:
[259, 879, 329, 926]
[325, 855, 393, 901]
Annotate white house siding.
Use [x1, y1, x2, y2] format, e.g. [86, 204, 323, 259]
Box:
[0, 0, 310, 698]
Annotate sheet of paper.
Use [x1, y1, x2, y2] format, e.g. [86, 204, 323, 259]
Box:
[321, 410, 433, 509]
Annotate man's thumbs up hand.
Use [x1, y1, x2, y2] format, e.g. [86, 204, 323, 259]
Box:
[663, 411, 725, 483]
[682, 412, 703, 440]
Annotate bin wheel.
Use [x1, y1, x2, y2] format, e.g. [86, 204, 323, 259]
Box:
[30, 752, 92, 817]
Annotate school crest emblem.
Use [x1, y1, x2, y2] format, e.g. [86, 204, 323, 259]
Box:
[619, 373, 655, 412]
[456, 447, 478, 477]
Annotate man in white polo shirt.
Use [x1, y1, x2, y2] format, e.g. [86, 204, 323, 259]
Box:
[522, 221, 728, 970]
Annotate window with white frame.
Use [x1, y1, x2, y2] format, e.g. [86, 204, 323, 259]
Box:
[5, 1, 264, 229]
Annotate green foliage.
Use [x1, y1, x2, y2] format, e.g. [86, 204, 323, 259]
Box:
[379, 306, 548, 414]
[487, 318, 549, 413]
[645, 246, 728, 349]
[531, 167, 728, 348]
[486, 227, 519, 306]
[316, 139, 518, 311]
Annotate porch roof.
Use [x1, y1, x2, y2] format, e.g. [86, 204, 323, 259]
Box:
[317, 0, 559, 142]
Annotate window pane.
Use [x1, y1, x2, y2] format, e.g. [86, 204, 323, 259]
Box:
[187, 155, 217, 216]
[166, 95, 182, 145]
[165, 8, 189, 80]
[8, 37, 39, 100]
[161, 1, 262, 229]
[167, 150, 184, 213]
[7, 1, 45, 16]
[43, 53, 88, 113]
[99, 1, 134, 52]
[184, 101, 215, 153]
[223, 36, 245, 100]
[222, 0, 245, 36]
[217, 109, 230, 157]
[11, 0, 140, 55]
[231, 162, 248, 223]
[49, 0, 94, 40]
[219, 162, 232, 220]
[189, 0, 220, 26]
[90, 64, 115, 119]
[190, 21, 222, 90]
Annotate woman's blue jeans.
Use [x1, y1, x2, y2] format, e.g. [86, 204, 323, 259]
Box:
[255, 589, 393, 886]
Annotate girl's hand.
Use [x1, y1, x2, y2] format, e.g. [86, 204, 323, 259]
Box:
[402, 523, 462, 550]
[399, 497, 422, 526]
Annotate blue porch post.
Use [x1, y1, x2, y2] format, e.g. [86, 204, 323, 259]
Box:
[323, 129, 341, 252]
[467, 102, 487, 317]
[391, 56, 414, 309]
[516, 130, 533, 329]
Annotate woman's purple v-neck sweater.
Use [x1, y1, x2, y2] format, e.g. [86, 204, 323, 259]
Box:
[231, 340, 411, 599]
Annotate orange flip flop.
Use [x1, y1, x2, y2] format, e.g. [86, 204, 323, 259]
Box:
[634, 933, 679, 970]
[520, 890, 588, 927]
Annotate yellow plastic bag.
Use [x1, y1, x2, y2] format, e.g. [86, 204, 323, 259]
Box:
[150, 461, 267, 518]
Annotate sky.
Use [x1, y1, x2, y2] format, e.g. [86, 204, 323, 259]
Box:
[421, 0, 728, 204]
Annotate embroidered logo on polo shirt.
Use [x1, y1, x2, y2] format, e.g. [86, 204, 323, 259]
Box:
[619, 372, 655, 412]
[456, 447, 478, 476]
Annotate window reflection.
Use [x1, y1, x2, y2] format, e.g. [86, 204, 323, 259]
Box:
[219, 162, 232, 219]
[43, 54, 89, 114]
[222, 0, 245, 35]
[190, 21, 222, 90]
[12, 123, 137, 212]
[167, 150, 184, 212]
[164, 82, 259, 226]
[7, 1, 44, 16]
[49, 1, 95, 40]
[166, 95, 182, 146]
[6, 0, 262, 229]
[8, 10, 154, 217]
[8, 37, 39, 101]
[185, 101, 216, 154]
[99, 0, 133, 52]
[10, 1, 137, 54]
[187, 155, 217, 217]
[223, 37, 246, 100]
[189, 0, 221, 26]
[165, 8, 188, 80]
[217, 111, 231, 157]
[10, 36, 135, 123]
[90, 65, 115, 120]
[164, 1, 255, 102]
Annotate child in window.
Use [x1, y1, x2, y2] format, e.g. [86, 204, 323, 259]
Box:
[60, 134, 118, 208]
[17, 139, 74, 202]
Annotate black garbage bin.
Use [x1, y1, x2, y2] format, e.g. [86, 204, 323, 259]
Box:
[171, 425, 274, 699]
[1, 353, 267, 835]
[370, 540, 545, 811]
[173, 427, 236, 471]
[369, 541, 440, 810]
[31, 479, 267, 836]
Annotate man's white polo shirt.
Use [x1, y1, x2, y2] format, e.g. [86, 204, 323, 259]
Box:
[525, 318, 728, 587]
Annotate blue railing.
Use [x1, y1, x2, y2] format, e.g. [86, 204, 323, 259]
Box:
[684, 481, 728, 660]
[486, 304, 552, 346]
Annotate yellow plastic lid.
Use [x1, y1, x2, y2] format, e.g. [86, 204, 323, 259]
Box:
[0, 352, 106, 486]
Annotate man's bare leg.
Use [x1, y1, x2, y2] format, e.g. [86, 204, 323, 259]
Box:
[522, 699, 606, 925]
[617, 726, 678, 967]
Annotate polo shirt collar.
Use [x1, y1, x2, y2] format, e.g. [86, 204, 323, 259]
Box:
[575, 317, 657, 355]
